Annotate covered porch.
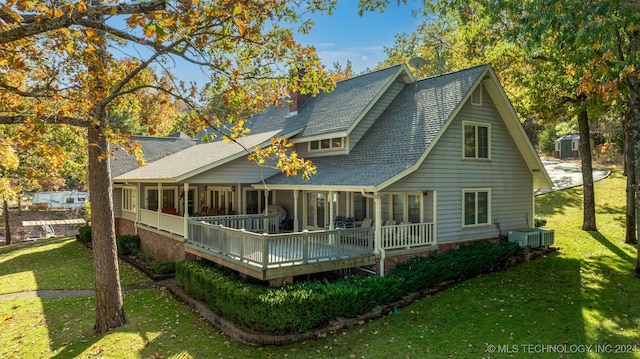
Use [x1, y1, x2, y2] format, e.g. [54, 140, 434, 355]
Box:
[128, 182, 438, 280]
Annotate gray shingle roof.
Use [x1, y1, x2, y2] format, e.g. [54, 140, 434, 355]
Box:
[110, 135, 198, 178]
[114, 130, 282, 181]
[112, 65, 491, 187]
[263, 65, 489, 188]
[295, 65, 402, 138]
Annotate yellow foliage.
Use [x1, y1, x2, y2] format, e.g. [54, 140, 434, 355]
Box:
[0, 141, 19, 171]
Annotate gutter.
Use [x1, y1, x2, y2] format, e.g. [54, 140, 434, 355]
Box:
[361, 190, 385, 277]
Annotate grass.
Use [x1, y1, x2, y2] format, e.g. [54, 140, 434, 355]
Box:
[0, 239, 148, 294]
[1, 168, 639, 358]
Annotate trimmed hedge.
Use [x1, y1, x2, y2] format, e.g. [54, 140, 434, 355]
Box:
[176, 241, 520, 335]
[390, 241, 520, 292]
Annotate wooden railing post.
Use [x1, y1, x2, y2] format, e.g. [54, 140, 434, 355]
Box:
[302, 230, 309, 264]
[262, 232, 269, 269]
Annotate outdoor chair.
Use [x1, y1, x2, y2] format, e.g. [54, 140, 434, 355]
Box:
[345, 217, 355, 228]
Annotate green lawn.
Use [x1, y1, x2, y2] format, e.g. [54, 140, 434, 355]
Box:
[1, 168, 639, 358]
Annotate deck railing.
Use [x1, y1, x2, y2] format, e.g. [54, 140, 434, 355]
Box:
[187, 219, 374, 269]
[193, 213, 282, 234]
[381, 222, 435, 250]
[139, 209, 185, 236]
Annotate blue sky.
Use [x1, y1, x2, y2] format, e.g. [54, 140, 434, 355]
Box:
[147, 1, 423, 87]
[297, 1, 423, 73]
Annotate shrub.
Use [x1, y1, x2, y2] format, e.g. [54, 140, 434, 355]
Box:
[391, 241, 520, 293]
[175, 261, 401, 334]
[152, 261, 176, 274]
[175, 241, 521, 335]
[77, 226, 92, 243]
[116, 235, 140, 255]
[535, 216, 548, 228]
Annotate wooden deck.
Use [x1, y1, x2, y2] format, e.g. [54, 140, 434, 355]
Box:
[185, 220, 376, 280]
[184, 216, 435, 281]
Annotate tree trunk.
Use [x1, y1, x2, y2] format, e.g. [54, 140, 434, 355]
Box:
[577, 108, 597, 231]
[87, 123, 126, 332]
[624, 116, 637, 244]
[632, 86, 640, 276]
[2, 200, 10, 245]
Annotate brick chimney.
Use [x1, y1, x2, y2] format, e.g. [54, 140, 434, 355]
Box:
[288, 68, 310, 116]
[288, 91, 309, 116]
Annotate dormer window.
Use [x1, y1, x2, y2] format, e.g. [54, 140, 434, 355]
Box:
[309, 137, 345, 152]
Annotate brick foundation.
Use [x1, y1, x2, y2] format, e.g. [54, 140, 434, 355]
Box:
[137, 227, 185, 263]
[115, 218, 136, 237]
[115, 218, 185, 263]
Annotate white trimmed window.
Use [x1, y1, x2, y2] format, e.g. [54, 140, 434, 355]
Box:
[379, 192, 423, 224]
[305, 191, 326, 228]
[463, 121, 491, 159]
[309, 137, 345, 152]
[122, 187, 137, 212]
[145, 187, 177, 211]
[463, 189, 491, 227]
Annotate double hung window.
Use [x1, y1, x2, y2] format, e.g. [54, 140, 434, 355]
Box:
[463, 189, 491, 227]
[464, 122, 490, 159]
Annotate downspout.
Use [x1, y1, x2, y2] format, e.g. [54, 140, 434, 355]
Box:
[361, 190, 385, 276]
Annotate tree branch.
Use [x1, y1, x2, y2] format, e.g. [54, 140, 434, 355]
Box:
[0, 1, 166, 44]
[0, 114, 87, 126]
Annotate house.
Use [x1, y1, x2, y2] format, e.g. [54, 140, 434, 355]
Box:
[111, 64, 553, 284]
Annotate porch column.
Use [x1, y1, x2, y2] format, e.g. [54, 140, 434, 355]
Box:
[374, 192, 386, 276]
[362, 189, 383, 275]
[293, 190, 299, 231]
[135, 183, 140, 235]
[157, 182, 162, 229]
[329, 190, 334, 230]
[433, 191, 437, 243]
[236, 183, 241, 215]
[183, 182, 189, 239]
[374, 193, 382, 253]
